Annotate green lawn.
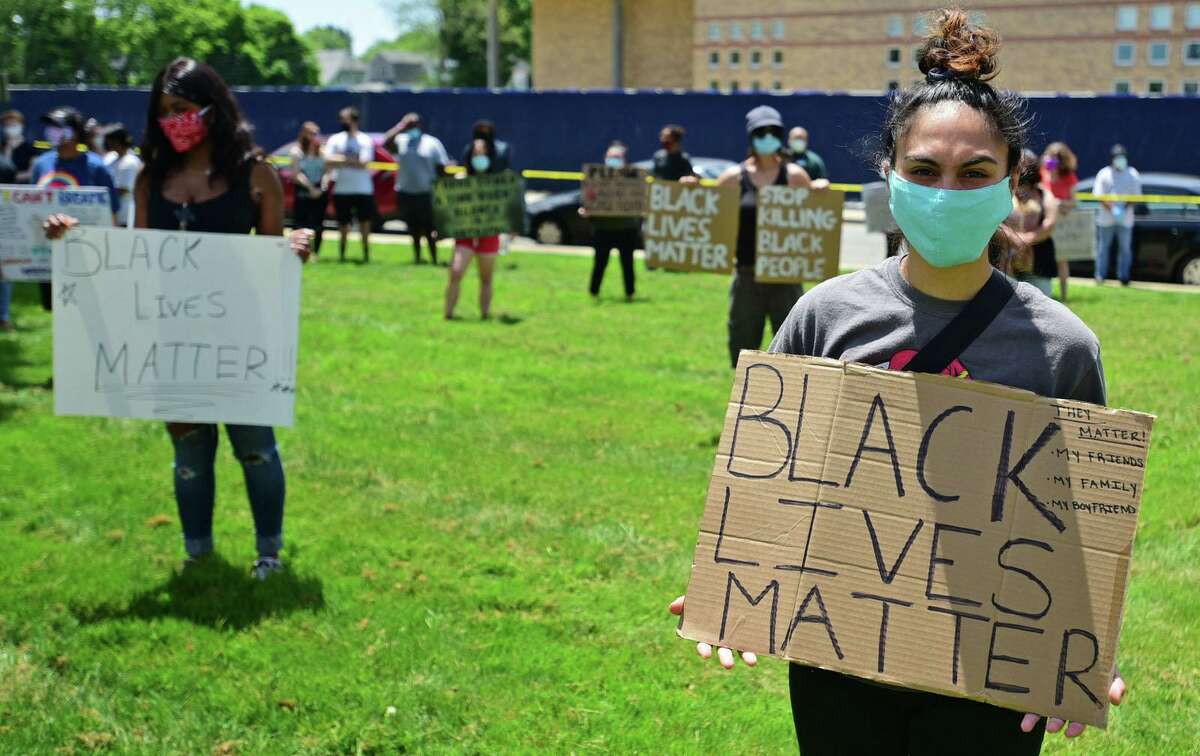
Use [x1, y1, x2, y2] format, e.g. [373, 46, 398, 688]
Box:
[0, 244, 1197, 754]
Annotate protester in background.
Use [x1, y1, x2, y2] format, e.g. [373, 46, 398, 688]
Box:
[671, 9, 1125, 751]
[104, 125, 143, 228]
[44, 58, 312, 580]
[32, 106, 119, 311]
[2, 110, 39, 183]
[324, 106, 376, 263]
[1093, 144, 1141, 286]
[652, 125, 696, 181]
[1040, 141, 1079, 300]
[787, 125, 827, 181]
[444, 137, 503, 320]
[463, 119, 511, 172]
[384, 112, 449, 265]
[582, 141, 639, 301]
[289, 121, 328, 256]
[1008, 148, 1058, 296]
[716, 105, 825, 368]
[84, 118, 107, 157]
[0, 144, 14, 330]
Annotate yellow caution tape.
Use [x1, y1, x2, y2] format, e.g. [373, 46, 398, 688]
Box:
[264, 155, 1200, 204]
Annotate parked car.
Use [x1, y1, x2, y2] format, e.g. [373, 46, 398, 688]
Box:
[271, 133, 399, 225]
[1072, 172, 1200, 285]
[525, 157, 737, 246]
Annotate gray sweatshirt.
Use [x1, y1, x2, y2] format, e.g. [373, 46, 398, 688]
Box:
[769, 256, 1106, 406]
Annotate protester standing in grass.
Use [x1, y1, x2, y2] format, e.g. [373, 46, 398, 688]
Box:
[444, 135, 504, 320]
[1040, 141, 1079, 300]
[384, 112, 449, 266]
[1093, 144, 1141, 286]
[583, 141, 639, 301]
[716, 105, 826, 368]
[325, 106, 376, 264]
[788, 125, 827, 181]
[671, 9, 1127, 752]
[44, 58, 312, 580]
[1008, 149, 1059, 296]
[289, 121, 328, 256]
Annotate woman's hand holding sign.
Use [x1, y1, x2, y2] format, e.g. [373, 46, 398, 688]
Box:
[1020, 671, 1126, 739]
[43, 213, 80, 240]
[669, 595, 757, 670]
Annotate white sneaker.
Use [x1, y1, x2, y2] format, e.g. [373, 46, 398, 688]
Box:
[251, 556, 284, 581]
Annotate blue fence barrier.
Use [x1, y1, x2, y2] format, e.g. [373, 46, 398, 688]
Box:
[7, 87, 1200, 190]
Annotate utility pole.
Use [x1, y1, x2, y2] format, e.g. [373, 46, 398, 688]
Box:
[612, 0, 623, 89]
[487, 0, 499, 88]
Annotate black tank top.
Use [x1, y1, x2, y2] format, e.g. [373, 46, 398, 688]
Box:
[148, 167, 257, 233]
[736, 163, 789, 267]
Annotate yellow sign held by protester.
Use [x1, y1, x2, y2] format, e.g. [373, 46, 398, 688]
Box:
[642, 182, 739, 274]
[755, 186, 845, 284]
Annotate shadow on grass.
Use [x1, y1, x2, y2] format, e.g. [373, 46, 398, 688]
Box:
[70, 554, 326, 631]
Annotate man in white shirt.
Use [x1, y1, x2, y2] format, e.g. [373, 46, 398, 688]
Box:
[323, 106, 377, 263]
[1093, 144, 1142, 286]
[384, 112, 449, 265]
[103, 125, 142, 228]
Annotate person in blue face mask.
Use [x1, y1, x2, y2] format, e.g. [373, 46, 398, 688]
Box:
[445, 136, 505, 320]
[384, 112, 450, 265]
[670, 8, 1124, 754]
[714, 104, 827, 368]
[581, 141, 640, 300]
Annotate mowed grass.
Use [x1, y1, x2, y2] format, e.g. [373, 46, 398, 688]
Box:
[0, 242, 1196, 754]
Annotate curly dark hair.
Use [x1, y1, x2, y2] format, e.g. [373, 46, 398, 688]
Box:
[141, 58, 260, 188]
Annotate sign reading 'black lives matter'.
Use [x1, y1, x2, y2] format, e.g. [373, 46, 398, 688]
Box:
[680, 353, 1154, 728]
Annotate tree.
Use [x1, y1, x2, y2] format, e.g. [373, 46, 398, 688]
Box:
[242, 5, 319, 85]
[388, 0, 531, 87]
[302, 24, 352, 52]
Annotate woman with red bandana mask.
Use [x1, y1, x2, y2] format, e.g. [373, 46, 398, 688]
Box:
[1040, 142, 1079, 302]
[44, 58, 312, 581]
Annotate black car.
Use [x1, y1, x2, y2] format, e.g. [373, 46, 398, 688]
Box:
[1073, 172, 1200, 285]
[525, 157, 736, 246]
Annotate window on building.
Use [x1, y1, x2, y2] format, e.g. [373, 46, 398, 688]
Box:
[1150, 5, 1173, 29]
[1149, 41, 1171, 65]
[887, 15, 904, 37]
[912, 47, 922, 68]
[1114, 41, 1136, 66]
[709, 51, 720, 68]
[772, 20, 785, 39]
[710, 80, 720, 91]
[1185, 80, 1199, 94]
[751, 50, 763, 69]
[913, 14, 930, 36]
[887, 80, 900, 91]
[730, 50, 741, 67]
[752, 81, 762, 91]
[750, 20, 764, 40]
[1148, 79, 1165, 94]
[730, 80, 739, 92]
[772, 80, 783, 90]
[772, 50, 784, 67]
[887, 47, 901, 67]
[1189, 4, 1200, 28]
[1114, 80, 1132, 94]
[708, 22, 721, 41]
[1186, 40, 1200, 63]
[730, 22, 743, 41]
[1116, 6, 1138, 31]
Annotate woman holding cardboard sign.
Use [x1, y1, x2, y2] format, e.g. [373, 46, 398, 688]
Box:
[671, 10, 1125, 753]
[444, 132, 505, 320]
[45, 58, 312, 581]
[717, 105, 829, 369]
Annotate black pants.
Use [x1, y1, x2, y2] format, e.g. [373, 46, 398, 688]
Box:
[590, 228, 638, 297]
[790, 665, 1046, 756]
[728, 265, 801, 368]
[294, 192, 327, 254]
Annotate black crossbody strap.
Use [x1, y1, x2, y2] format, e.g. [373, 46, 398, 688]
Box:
[905, 272, 1016, 375]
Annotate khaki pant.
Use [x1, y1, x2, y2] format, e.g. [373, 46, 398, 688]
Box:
[727, 266, 802, 368]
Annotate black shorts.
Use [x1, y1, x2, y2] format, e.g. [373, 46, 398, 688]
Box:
[397, 191, 434, 233]
[333, 193, 377, 225]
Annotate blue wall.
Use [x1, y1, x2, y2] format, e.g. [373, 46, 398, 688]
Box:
[7, 87, 1199, 188]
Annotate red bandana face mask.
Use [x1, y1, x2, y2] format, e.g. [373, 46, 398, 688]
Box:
[158, 106, 210, 153]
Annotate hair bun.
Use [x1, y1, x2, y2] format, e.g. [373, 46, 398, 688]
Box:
[917, 7, 1000, 82]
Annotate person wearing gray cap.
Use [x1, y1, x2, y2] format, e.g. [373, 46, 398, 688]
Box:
[714, 104, 828, 367]
[1092, 144, 1141, 286]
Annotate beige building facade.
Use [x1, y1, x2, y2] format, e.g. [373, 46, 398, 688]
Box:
[533, 1, 1200, 96]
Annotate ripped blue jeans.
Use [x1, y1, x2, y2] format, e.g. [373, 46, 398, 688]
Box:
[167, 423, 285, 558]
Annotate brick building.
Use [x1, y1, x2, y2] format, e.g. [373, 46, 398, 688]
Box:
[532, 1, 1200, 96]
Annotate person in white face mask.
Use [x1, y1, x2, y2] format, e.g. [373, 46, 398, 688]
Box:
[787, 125, 827, 181]
[1092, 144, 1142, 286]
[1, 110, 39, 183]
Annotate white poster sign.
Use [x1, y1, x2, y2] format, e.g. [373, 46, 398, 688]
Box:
[53, 226, 302, 427]
[0, 185, 112, 281]
[1053, 208, 1097, 263]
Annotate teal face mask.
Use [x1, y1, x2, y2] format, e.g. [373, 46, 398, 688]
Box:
[752, 134, 782, 156]
[471, 154, 491, 173]
[887, 171, 1013, 268]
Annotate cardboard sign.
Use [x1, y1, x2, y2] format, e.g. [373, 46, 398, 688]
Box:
[432, 171, 525, 239]
[755, 186, 845, 284]
[861, 181, 898, 234]
[643, 182, 739, 274]
[581, 164, 648, 217]
[0, 185, 112, 281]
[52, 227, 302, 427]
[1054, 209, 1098, 263]
[680, 352, 1154, 728]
